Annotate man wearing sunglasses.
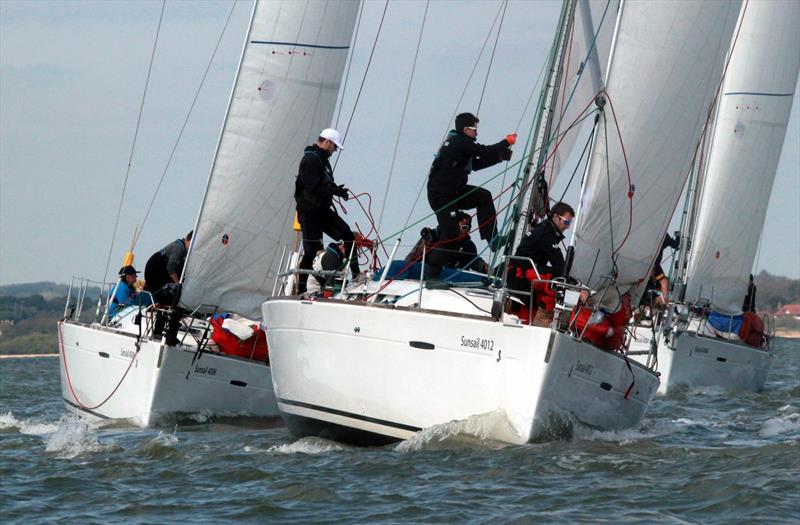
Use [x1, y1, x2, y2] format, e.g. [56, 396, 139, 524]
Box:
[514, 201, 574, 277]
[507, 202, 575, 322]
[426, 112, 516, 277]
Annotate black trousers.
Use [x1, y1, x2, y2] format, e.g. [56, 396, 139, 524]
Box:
[143, 252, 182, 341]
[298, 207, 358, 292]
[427, 186, 497, 276]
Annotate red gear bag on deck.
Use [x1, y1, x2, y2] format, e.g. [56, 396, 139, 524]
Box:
[210, 316, 269, 362]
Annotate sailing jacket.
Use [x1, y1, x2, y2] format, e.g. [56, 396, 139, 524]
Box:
[108, 280, 135, 319]
[405, 226, 487, 272]
[295, 145, 336, 213]
[427, 130, 511, 199]
[514, 219, 566, 277]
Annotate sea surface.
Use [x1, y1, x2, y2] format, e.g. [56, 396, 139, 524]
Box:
[1, 339, 799, 524]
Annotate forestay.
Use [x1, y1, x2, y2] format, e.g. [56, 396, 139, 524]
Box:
[684, 0, 800, 314]
[569, 0, 741, 304]
[181, 0, 359, 319]
[544, 0, 618, 187]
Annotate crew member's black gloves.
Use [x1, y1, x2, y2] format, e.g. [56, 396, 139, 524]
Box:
[334, 185, 349, 200]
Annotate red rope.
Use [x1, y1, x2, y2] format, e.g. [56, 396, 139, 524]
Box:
[602, 90, 635, 258]
[59, 320, 142, 411]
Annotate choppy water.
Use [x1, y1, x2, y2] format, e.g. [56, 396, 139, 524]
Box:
[1, 339, 799, 524]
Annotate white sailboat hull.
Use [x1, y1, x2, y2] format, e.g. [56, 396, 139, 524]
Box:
[630, 329, 772, 395]
[58, 320, 279, 426]
[262, 298, 659, 445]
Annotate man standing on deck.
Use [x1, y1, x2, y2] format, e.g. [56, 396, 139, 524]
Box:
[294, 128, 360, 294]
[144, 231, 192, 344]
[426, 112, 515, 277]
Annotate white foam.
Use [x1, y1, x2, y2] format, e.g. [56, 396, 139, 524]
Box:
[0, 411, 67, 436]
[267, 436, 347, 455]
[396, 411, 517, 452]
[759, 412, 800, 438]
[43, 418, 118, 459]
[0, 411, 20, 430]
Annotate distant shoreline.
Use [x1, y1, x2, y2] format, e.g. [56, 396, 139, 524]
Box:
[774, 330, 800, 339]
[0, 353, 58, 359]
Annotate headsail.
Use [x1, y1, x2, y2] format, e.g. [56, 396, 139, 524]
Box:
[684, 0, 800, 314]
[512, 0, 619, 251]
[569, 0, 741, 303]
[181, 0, 360, 319]
[543, 0, 618, 188]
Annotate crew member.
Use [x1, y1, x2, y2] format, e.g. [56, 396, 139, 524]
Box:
[144, 231, 192, 344]
[306, 242, 347, 296]
[108, 265, 139, 319]
[643, 232, 680, 307]
[295, 128, 359, 293]
[426, 112, 515, 277]
[743, 274, 757, 312]
[514, 201, 574, 277]
[509, 202, 574, 321]
[405, 212, 489, 273]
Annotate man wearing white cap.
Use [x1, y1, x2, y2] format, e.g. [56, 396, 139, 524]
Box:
[294, 128, 359, 293]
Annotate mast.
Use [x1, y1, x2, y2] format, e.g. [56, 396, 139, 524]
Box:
[507, 0, 575, 255]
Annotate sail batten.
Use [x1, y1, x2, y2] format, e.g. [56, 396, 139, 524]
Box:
[181, 0, 360, 319]
[684, 0, 800, 314]
[569, 0, 742, 304]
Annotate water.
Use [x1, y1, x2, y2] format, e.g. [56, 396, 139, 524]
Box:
[2, 339, 799, 524]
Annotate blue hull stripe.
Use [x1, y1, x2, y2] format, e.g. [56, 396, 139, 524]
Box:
[250, 40, 349, 50]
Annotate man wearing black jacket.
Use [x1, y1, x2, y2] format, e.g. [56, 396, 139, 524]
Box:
[426, 112, 515, 277]
[294, 128, 359, 293]
[514, 202, 574, 278]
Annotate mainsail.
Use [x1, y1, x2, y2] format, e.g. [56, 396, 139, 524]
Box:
[683, 0, 800, 314]
[181, 0, 360, 319]
[569, 0, 741, 303]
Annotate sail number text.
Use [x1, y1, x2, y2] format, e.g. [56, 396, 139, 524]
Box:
[460, 336, 495, 352]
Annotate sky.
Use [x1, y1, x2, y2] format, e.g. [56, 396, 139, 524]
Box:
[1, 0, 798, 287]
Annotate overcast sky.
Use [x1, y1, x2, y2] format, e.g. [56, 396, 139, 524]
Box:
[1, 0, 798, 287]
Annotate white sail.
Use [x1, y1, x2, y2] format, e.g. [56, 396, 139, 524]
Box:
[683, 0, 800, 314]
[181, 0, 360, 319]
[544, 0, 618, 187]
[569, 0, 741, 302]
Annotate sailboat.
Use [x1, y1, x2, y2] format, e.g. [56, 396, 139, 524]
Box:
[58, 0, 360, 426]
[629, 0, 800, 394]
[262, 0, 741, 445]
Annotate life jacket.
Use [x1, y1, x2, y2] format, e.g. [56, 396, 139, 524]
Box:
[738, 311, 765, 348]
[509, 268, 556, 325]
[569, 294, 632, 350]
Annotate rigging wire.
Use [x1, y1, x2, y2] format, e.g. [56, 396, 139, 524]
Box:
[334, 0, 366, 128]
[375, 0, 431, 235]
[101, 0, 165, 286]
[332, 0, 389, 170]
[476, 0, 508, 115]
[401, 1, 507, 233]
[132, 0, 237, 249]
